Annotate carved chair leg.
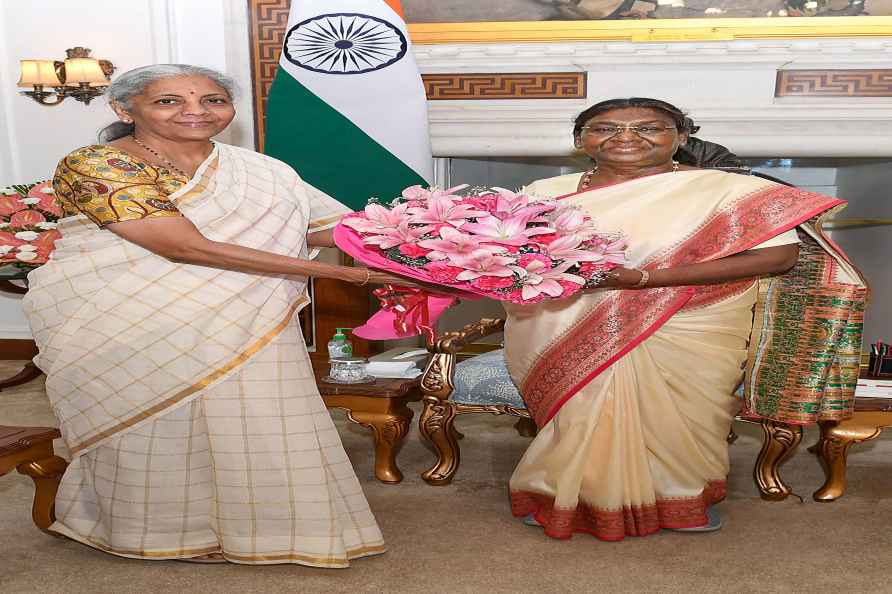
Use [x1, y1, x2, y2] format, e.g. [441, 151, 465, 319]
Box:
[514, 416, 537, 438]
[813, 414, 889, 502]
[419, 397, 460, 485]
[754, 420, 802, 501]
[17, 455, 68, 534]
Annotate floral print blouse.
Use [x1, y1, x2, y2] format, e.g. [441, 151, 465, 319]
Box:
[53, 145, 188, 228]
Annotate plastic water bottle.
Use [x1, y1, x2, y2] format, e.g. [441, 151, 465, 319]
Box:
[327, 327, 353, 360]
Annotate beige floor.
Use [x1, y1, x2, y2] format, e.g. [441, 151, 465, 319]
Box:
[2, 359, 891, 594]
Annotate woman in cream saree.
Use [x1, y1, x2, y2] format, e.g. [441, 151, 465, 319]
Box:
[505, 99, 865, 541]
[22, 65, 399, 566]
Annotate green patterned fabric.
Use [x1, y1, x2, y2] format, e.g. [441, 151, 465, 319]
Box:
[743, 221, 866, 425]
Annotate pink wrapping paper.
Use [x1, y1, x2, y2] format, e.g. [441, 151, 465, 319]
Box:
[333, 224, 478, 340]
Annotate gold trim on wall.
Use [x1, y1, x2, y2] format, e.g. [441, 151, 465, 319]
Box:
[776, 69, 892, 97]
[408, 16, 892, 44]
[424, 73, 586, 100]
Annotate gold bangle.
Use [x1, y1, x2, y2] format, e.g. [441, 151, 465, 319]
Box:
[632, 269, 649, 288]
[357, 269, 370, 287]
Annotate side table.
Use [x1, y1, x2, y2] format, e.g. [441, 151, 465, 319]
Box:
[314, 364, 421, 484]
[811, 396, 892, 501]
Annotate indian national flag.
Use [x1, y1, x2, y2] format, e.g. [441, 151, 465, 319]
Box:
[264, 0, 432, 210]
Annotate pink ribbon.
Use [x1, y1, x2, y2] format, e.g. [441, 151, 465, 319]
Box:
[333, 223, 474, 342]
[352, 285, 458, 345]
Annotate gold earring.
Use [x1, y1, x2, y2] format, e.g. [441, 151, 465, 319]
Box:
[122, 118, 132, 124]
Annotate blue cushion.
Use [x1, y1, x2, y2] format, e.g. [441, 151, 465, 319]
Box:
[452, 349, 525, 408]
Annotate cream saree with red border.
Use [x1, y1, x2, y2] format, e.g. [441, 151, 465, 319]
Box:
[505, 170, 862, 541]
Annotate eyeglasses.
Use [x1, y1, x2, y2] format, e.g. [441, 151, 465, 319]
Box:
[581, 124, 677, 138]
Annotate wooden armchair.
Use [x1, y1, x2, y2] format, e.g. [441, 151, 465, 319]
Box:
[417, 317, 814, 502]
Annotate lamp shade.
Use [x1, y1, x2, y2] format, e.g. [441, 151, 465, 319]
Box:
[18, 60, 62, 87]
[63, 58, 108, 86]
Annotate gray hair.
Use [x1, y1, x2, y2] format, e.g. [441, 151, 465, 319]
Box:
[99, 64, 237, 142]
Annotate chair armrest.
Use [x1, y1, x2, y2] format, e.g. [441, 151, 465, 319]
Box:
[421, 318, 506, 400]
[430, 318, 506, 355]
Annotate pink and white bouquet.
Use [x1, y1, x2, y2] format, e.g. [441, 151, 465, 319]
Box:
[334, 184, 628, 305]
[0, 181, 61, 275]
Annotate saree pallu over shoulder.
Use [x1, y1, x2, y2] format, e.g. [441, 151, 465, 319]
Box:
[24, 144, 316, 456]
[512, 171, 863, 427]
[743, 212, 867, 424]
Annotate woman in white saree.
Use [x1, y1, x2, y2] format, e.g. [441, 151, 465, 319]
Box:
[506, 98, 865, 540]
[23, 65, 408, 566]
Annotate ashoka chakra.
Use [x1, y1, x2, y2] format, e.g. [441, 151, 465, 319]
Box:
[283, 13, 407, 75]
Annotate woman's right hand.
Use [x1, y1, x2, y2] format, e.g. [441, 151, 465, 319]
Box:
[357, 268, 468, 299]
[366, 269, 416, 286]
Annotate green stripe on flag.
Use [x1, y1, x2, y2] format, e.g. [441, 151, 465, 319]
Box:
[264, 72, 427, 211]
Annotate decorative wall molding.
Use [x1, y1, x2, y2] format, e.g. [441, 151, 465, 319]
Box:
[776, 69, 892, 97]
[248, 0, 290, 150]
[424, 73, 585, 100]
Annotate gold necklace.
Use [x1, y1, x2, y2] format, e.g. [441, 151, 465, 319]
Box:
[581, 160, 679, 189]
[129, 135, 191, 179]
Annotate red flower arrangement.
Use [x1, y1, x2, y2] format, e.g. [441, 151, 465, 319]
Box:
[0, 181, 62, 275]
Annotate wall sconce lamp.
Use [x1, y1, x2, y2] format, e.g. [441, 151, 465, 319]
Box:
[18, 47, 114, 106]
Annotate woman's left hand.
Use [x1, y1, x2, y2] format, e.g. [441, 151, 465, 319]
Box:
[592, 267, 645, 290]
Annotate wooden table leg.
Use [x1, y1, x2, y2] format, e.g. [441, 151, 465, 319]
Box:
[326, 394, 414, 484]
[0, 362, 43, 392]
[813, 413, 892, 502]
[18, 455, 68, 533]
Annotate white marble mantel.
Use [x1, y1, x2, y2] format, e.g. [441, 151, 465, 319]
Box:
[413, 37, 892, 157]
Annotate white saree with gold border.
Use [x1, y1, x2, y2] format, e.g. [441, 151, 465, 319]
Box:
[23, 143, 385, 566]
[506, 170, 862, 541]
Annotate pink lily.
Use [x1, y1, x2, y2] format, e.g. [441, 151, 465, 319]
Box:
[543, 235, 607, 264]
[362, 221, 433, 250]
[342, 202, 410, 234]
[401, 185, 430, 201]
[417, 225, 506, 261]
[589, 234, 630, 266]
[451, 249, 516, 281]
[510, 259, 585, 301]
[490, 187, 556, 220]
[407, 194, 484, 227]
[550, 206, 597, 240]
[461, 214, 555, 246]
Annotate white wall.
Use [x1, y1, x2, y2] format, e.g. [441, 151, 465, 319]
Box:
[0, 0, 254, 338]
